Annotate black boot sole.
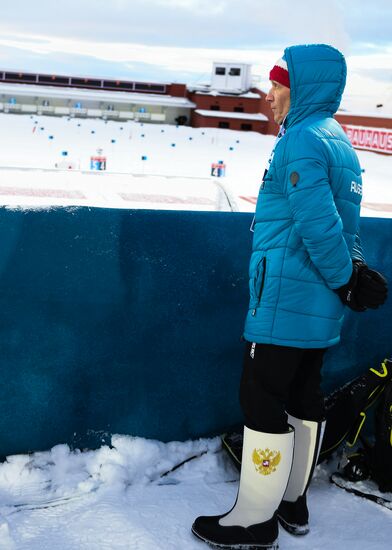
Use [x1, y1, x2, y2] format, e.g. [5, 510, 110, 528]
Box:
[191, 526, 279, 549]
[277, 514, 309, 536]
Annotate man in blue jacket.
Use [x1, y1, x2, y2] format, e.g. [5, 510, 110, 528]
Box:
[192, 44, 387, 550]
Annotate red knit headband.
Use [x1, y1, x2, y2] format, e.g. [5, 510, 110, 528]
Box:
[269, 58, 290, 88]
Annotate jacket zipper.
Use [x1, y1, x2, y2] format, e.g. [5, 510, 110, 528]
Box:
[252, 257, 266, 316]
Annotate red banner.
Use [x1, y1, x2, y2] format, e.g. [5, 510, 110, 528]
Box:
[341, 124, 392, 154]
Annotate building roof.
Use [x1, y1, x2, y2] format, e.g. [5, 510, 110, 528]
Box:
[337, 109, 392, 120]
[195, 109, 268, 121]
[193, 89, 262, 99]
[0, 83, 196, 109]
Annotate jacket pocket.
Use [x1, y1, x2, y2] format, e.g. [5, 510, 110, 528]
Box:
[251, 256, 266, 316]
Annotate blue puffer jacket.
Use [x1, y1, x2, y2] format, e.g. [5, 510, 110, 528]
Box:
[243, 44, 363, 349]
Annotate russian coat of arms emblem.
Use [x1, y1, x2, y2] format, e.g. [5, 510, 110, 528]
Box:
[252, 448, 281, 475]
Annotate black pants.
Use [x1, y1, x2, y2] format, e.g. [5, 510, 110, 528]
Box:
[240, 342, 326, 433]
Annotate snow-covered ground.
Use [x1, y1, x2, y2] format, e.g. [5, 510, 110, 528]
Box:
[0, 435, 391, 550]
[0, 113, 391, 549]
[0, 113, 390, 216]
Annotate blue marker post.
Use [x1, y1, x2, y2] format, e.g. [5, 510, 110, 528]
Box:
[141, 155, 148, 174]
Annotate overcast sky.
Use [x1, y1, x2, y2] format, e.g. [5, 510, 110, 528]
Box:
[0, 0, 391, 108]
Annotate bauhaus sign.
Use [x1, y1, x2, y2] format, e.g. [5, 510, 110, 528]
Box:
[341, 124, 392, 154]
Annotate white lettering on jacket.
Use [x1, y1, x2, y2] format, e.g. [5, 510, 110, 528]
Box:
[350, 181, 362, 195]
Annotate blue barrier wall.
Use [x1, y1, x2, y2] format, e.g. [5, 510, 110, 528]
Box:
[0, 208, 390, 457]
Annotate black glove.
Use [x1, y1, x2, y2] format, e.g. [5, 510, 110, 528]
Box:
[335, 262, 366, 312]
[356, 264, 388, 309]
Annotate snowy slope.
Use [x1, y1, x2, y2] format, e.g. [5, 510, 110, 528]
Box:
[0, 114, 390, 216]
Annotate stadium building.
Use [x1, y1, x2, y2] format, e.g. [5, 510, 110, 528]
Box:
[0, 63, 391, 154]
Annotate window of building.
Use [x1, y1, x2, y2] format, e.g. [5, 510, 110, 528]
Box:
[135, 83, 166, 93]
[234, 107, 244, 112]
[215, 67, 226, 75]
[38, 75, 69, 85]
[71, 77, 102, 88]
[210, 105, 220, 111]
[229, 68, 241, 76]
[218, 121, 230, 129]
[241, 123, 252, 131]
[103, 80, 134, 91]
[4, 72, 36, 83]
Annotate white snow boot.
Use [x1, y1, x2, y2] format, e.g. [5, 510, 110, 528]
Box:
[277, 415, 325, 536]
[192, 426, 294, 549]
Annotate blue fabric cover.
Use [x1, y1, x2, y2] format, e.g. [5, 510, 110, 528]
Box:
[244, 44, 363, 348]
[0, 209, 390, 454]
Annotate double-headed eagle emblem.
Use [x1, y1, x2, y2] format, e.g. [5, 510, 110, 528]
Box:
[252, 448, 281, 476]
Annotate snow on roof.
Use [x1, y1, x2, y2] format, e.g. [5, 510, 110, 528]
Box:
[337, 109, 392, 120]
[242, 90, 264, 98]
[193, 90, 262, 99]
[339, 93, 392, 118]
[195, 109, 268, 121]
[0, 83, 196, 109]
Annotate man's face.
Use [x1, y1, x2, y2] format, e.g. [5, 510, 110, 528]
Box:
[266, 81, 291, 125]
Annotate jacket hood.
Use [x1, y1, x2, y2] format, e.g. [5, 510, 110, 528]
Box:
[284, 44, 347, 129]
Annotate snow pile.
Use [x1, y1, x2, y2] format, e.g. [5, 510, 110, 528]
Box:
[0, 435, 232, 550]
[0, 436, 222, 507]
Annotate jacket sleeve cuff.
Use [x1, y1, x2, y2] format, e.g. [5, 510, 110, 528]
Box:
[328, 262, 353, 290]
